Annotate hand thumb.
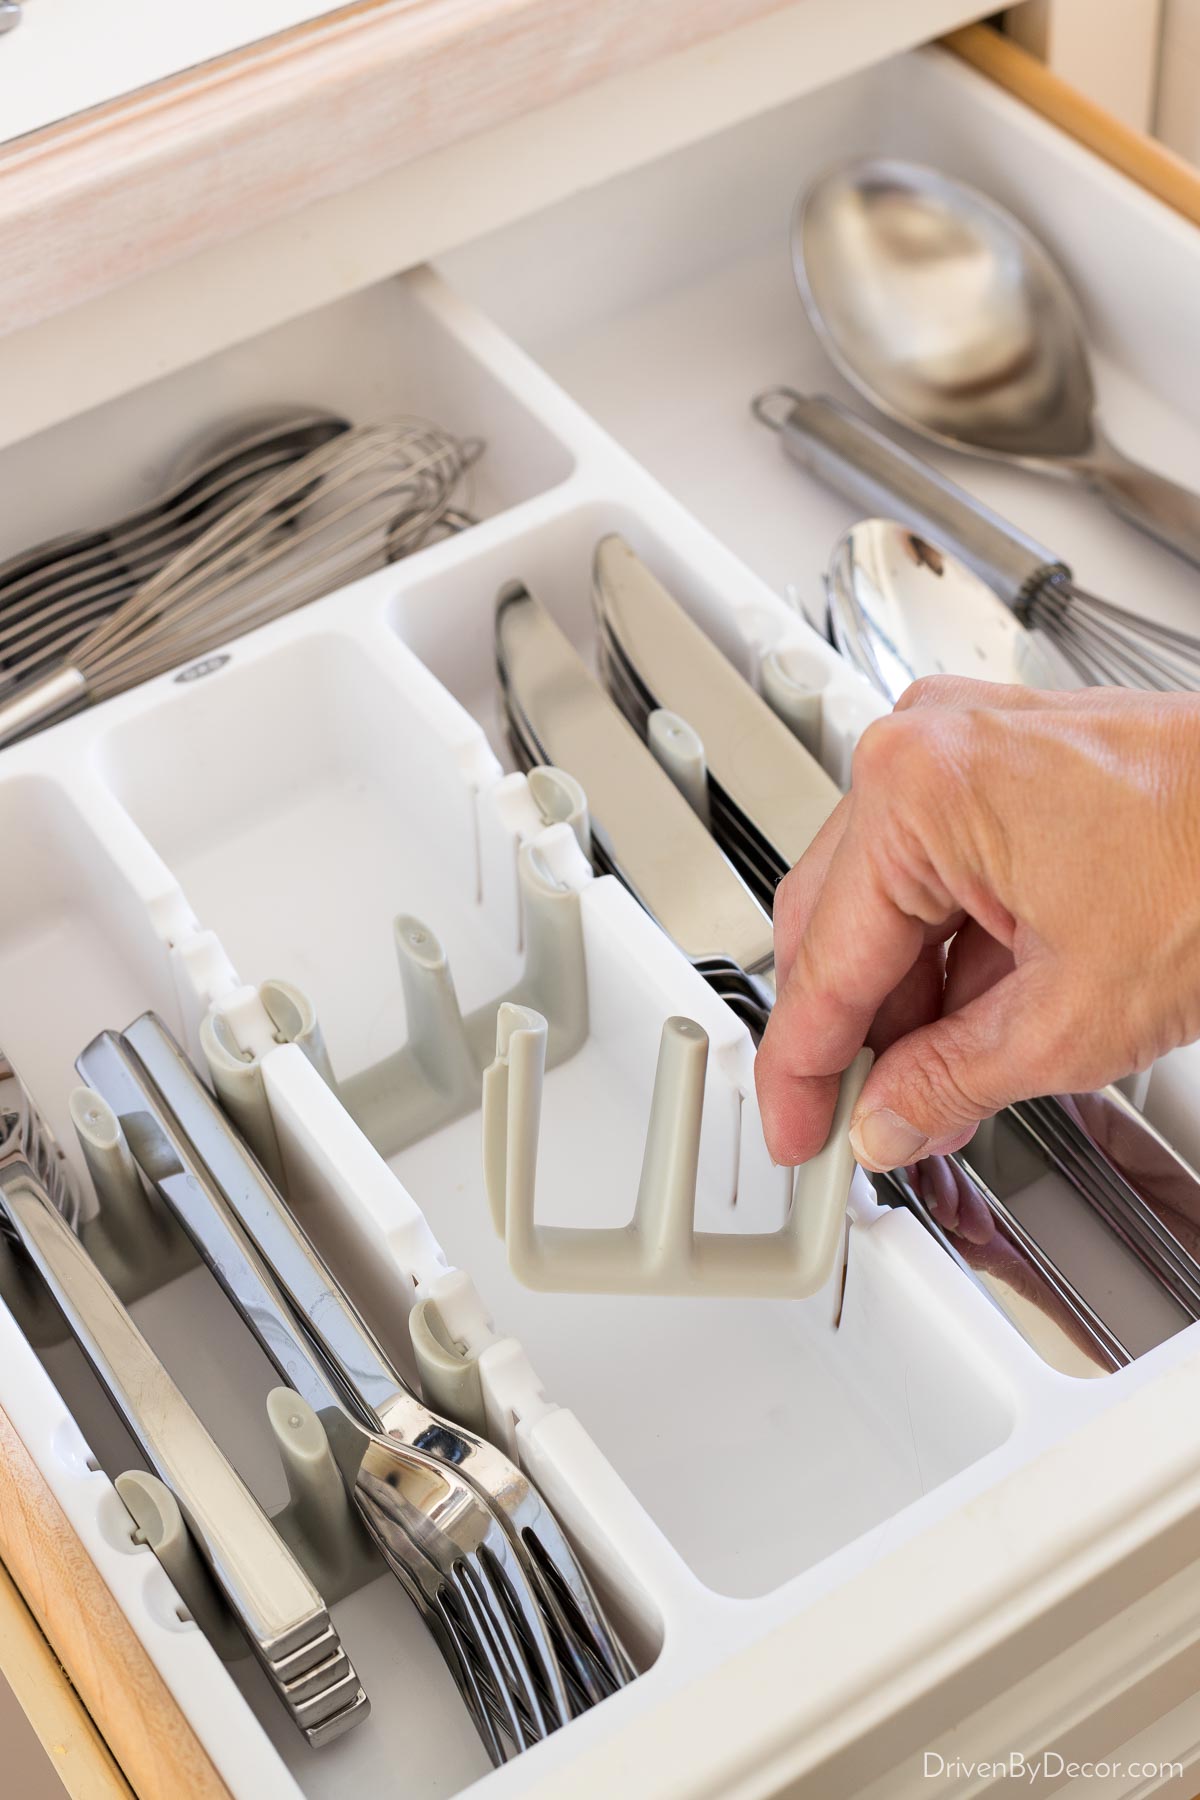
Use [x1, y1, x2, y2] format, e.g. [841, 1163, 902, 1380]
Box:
[848, 969, 1060, 1172]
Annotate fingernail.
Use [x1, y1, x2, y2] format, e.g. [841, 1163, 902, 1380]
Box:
[849, 1108, 927, 1172]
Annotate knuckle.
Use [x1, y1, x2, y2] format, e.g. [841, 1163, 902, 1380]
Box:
[893, 674, 961, 713]
[904, 1029, 992, 1129]
[851, 712, 915, 788]
[853, 708, 972, 803]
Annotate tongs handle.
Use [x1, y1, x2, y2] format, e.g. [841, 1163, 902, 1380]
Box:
[123, 1013, 408, 1423]
[74, 1029, 366, 1439]
[0, 1145, 331, 1663]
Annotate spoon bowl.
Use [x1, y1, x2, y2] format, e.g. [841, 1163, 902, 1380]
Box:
[825, 519, 1072, 705]
[796, 159, 1200, 566]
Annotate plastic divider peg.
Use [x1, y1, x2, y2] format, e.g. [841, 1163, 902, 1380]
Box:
[202, 980, 336, 1188]
[70, 1086, 150, 1256]
[115, 1389, 386, 1668]
[760, 646, 830, 761]
[340, 828, 590, 1159]
[409, 1296, 489, 1438]
[483, 1002, 873, 1297]
[526, 765, 590, 860]
[266, 1389, 381, 1603]
[117, 1471, 247, 1660]
[820, 685, 883, 790]
[647, 710, 711, 827]
[69, 1087, 197, 1302]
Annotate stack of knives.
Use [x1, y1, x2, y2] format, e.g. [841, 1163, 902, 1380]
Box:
[496, 533, 1200, 1375]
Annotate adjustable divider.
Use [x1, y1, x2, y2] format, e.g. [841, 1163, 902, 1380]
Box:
[482, 1002, 872, 1297]
[194, 769, 594, 1173]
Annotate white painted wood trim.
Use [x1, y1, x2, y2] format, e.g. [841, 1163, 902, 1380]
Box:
[0, 0, 992, 450]
[0, 0, 995, 343]
[1003, 0, 1164, 132]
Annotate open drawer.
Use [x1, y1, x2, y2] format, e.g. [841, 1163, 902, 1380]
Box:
[2, 34, 1200, 1800]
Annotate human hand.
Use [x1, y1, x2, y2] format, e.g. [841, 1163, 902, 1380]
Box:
[755, 678, 1200, 1172]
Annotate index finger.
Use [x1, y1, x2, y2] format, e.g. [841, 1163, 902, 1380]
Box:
[771, 794, 852, 996]
[755, 814, 936, 1163]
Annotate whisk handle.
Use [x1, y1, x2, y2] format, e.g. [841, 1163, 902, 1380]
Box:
[764, 392, 1064, 615]
[0, 664, 88, 748]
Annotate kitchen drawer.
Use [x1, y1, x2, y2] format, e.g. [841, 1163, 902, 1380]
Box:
[2, 29, 1200, 1800]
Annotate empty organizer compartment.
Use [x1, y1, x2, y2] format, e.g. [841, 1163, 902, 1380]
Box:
[373, 873, 1021, 1601]
[0, 770, 186, 1160]
[95, 622, 520, 1079]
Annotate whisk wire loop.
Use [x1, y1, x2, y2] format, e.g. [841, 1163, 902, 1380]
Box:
[0, 420, 480, 744]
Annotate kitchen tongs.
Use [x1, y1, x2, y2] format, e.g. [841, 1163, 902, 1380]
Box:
[0, 1056, 368, 1747]
[78, 1017, 630, 1762]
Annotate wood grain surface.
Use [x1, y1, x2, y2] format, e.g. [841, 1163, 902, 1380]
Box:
[0, 0, 800, 339]
[945, 22, 1200, 228]
[0, 0, 998, 342]
[0, 1403, 232, 1800]
[0, 1559, 131, 1800]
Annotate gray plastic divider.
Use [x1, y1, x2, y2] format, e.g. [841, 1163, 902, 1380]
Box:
[218, 825, 592, 1165]
[483, 1003, 872, 1298]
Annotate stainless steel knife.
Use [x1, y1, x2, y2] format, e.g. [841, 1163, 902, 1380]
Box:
[591, 534, 840, 904]
[496, 578, 775, 1029]
[587, 540, 1200, 1359]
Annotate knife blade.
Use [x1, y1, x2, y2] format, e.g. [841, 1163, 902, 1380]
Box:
[496, 578, 774, 1025]
[587, 540, 1200, 1354]
[591, 535, 841, 891]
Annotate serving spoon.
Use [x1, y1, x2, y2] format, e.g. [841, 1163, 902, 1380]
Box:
[795, 158, 1200, 568]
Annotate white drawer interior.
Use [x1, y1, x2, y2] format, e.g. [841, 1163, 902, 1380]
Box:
[2, 42, 1199, 1800]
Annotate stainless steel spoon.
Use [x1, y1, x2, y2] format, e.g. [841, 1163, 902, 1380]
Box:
[825, 518, 1071, 705]
[795, 158, 1200, 567]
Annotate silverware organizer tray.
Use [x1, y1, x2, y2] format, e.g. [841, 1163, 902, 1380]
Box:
[2, 44, 1200, 1800]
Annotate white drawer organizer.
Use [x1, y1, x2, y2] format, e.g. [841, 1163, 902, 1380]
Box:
[3, 44, 1200, 1800]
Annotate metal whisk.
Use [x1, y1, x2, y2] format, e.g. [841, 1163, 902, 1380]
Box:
[0, 410, 349, 703]
[0, 419, 482, 748]
[754, 390, 1200, 692]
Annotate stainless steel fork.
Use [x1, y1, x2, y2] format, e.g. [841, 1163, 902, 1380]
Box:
[77, 1025, 580, 1765]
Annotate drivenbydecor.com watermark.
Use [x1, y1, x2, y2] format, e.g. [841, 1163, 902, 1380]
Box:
[924, 1752, 1185, 1783]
